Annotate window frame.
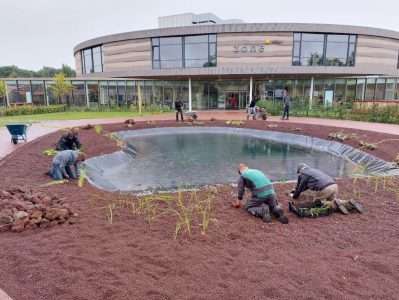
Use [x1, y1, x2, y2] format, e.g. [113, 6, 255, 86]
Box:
[292, 32, 357, 67]
[151, 34, 217, 70]
[81, 45, 103, 74]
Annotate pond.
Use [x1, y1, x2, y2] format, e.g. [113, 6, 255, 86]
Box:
[84, 127, 375, 193]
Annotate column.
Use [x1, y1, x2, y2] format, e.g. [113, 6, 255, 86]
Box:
[85, 81, 90, 108]
[188, 77, 192, 112]
[249, 76, 253, 105]
[309, 77, 314, 110]
[5, 81, 10, 107]
[43, 80, 49, 106]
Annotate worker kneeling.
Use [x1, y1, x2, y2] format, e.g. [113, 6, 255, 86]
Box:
[232, 164, 289, 224]
[48, 150, 86, 180]
[289, 163, 363, 217]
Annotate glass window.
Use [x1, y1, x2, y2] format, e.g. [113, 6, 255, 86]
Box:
[31, 81, 45, 105]
[293, 33, 357, 67]
[72, 81, 86, 106]
[83, 49, 92, 74]
[385, 78, 395, 100]
[355, 79, 366, 100]
[152, 34, 217, 69]
[365, 78, 376, 99]
[81, 46, 103, 74]
[300, 34, 324, 66]
[375, 78, 386, 100]
[346, 79, 356, 101]
[325, 35, 349, 66]
[185, 35, 209, 68]
[92, 47, 103, 73]
[209, 34, 216, 43]
[159, 37, 183, 69]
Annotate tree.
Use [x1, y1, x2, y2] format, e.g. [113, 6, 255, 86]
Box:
[0, 65, 76, 78]
[0, 80, 6, 105]
[49, 73, 73, 105]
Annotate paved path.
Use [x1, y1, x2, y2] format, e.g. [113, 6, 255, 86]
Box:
[1, 111, 399, 159]
[0, 288, 13, 300]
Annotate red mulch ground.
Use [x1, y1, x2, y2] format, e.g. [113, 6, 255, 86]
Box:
[0, 120, 399, 300]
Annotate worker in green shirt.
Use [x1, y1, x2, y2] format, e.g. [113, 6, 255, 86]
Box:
[232, 163, 289, 224]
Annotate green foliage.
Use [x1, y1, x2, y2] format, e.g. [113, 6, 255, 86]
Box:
[0, 105, 66, 116]
[0, 80, 5, 99]
[78, 168, 87, 188]
[49, 73, 73, 104]
[0, 65, 76, 78]
[94, 125, 103, 135]
[256, 100, 399, 124]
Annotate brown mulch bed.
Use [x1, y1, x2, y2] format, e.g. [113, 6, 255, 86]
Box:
[0, 120, 399, 300]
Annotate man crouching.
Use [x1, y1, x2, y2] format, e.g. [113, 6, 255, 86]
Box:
[48, 150, 86, 180]
[289, 163, 363, 217]
[232, 163, 289, 224]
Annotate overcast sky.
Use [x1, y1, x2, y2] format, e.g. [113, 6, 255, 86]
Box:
[1, 0, 398, 70]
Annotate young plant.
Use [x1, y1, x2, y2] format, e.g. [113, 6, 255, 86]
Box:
[106, 203, 116, 224]
[171, 191, 195, 239]
[94, 125, 103, 135]
[196, 190, 216, 235]
[78, 168, 87, 188]
[43, 148, 58, 156]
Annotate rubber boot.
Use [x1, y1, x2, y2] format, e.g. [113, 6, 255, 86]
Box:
[348, 200, 364, 213]
[262, 206, 272, 223]
[335, 199, 349, 215]
[273, 205, 289, 224]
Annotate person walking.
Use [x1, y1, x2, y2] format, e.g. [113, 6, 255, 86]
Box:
[175, 99, 184, 122]
[281, 87, 290, 120]
[232, 163, 289, 224]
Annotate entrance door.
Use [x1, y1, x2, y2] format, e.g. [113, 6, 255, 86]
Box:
[225, 92, 248, 110]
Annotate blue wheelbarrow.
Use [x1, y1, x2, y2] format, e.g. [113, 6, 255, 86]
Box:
[6, 124, 30, 144]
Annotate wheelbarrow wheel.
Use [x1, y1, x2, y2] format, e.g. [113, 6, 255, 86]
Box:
[12, 137, 18, 144]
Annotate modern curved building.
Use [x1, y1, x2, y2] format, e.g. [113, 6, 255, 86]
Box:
[2, 15, 399, 109]
[71, 18, 399, 110]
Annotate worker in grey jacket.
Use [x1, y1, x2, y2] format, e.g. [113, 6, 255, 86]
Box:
[48, 150, 86, 180]
[290, 163, 363, 215]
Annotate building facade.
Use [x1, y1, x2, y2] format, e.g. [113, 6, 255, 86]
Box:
[2, 20, 399, 110]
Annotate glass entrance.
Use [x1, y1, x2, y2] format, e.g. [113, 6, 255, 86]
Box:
[225, 91, 248, 110]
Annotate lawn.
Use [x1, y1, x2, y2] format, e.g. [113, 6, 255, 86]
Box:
[0, 111, 167, 127]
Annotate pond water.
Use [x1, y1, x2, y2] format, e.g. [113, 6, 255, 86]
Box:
[85, 129, 358, 192]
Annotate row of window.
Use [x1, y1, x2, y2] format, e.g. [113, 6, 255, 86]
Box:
[81, 46, 103, 74]
[293, 33, 357, 66]
[80, 33, 380, 72]
[151, 34, 217, 69]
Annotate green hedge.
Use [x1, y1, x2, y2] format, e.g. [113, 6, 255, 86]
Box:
[256, 100, 399, 124]
[0, 105, 67, 116]
[0, 103, 172, 117]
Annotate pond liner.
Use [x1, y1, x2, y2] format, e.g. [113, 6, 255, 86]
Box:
[84, 127, 399, 193]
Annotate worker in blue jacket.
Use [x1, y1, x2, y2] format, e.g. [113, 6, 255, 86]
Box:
[48, 150, 86, 180]
[232, 163, 289, 224]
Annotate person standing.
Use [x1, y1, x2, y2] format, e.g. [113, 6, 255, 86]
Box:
[232, 163, 289, 224]
[282, 87, 290, 120]
[247, 99, 257, 120]
[175, 99, 184, 122]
